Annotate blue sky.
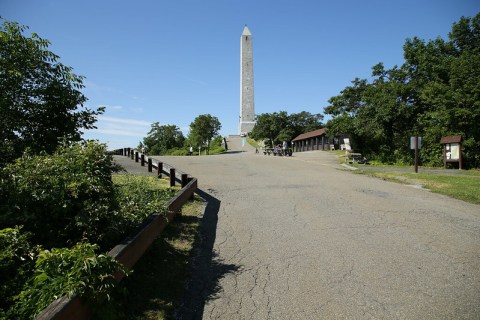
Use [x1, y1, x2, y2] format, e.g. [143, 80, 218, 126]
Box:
[2, 1, 478, 149]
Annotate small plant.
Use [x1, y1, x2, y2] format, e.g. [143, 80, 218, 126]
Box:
[12, 242, 129, 319]
[0, 226, 39, 317]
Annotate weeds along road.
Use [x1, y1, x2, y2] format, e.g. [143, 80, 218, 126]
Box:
[153, 136, 480, 319]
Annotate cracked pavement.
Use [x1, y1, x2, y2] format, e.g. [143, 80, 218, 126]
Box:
[152, 137, 480, 319]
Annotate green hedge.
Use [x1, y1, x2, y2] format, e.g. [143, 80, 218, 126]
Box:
[0, 141, 177, 318]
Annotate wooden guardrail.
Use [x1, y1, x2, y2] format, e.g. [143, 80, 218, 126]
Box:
[36, 149, 197, 320]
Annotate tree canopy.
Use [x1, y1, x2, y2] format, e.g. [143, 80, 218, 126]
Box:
[250, 111, 323, 146]
[188, 114, 221, 154]
[0, 19, 103, 166]
[324, 13, 480, 168]
[139, 122, 185, 155]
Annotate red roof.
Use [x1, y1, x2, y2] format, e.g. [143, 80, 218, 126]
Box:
[440, 135, 462, 144]
[292, 128, 326, 141]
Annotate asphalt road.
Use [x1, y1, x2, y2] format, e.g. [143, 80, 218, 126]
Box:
[129, 137, 479, 319]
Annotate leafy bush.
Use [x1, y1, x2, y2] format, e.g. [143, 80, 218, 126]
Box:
[0, 141, 121, 249]
[0, 227, 39, 317]
[12, 243, 128, 319]
[167, 147, 189, 156]
[0, 141, 179, 318]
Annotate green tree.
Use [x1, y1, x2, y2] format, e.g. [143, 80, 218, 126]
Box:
[0, 19, 103, 167]
[140, 122, 185, 155]
[324, 13, 480, 167]
[250, 111, 323, 146]
[188, 114, 221, 154]
[250, 111, 289, 146]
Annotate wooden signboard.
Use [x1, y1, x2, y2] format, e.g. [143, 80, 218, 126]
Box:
[440, 135, 463, 169]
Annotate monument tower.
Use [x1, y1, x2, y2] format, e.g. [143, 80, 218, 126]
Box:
[239, 25, 255, 134]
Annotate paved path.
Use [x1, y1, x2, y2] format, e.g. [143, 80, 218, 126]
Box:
[133, 137, 479, 319]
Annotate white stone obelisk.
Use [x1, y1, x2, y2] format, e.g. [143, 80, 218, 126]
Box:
[239, 25, 255, 134]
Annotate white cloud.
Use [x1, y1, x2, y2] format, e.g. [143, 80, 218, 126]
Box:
[97, 116, 151, 127]
[184, 77, 208, 86]
[95, 129, 147, 137]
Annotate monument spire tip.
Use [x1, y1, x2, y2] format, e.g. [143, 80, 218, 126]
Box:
[242, 25, 252, 36]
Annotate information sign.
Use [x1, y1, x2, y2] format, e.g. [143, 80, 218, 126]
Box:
[410, 136, 422, 149]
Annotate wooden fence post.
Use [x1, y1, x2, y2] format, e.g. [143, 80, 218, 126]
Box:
[141, 154, 145, 166]
[188, 177, 195, 200]
[157, 162, 163, 178]
[135, 152, 139, 162]
[131, 150, 134, 160]
[170, 168, 175, 187]
[181, 174, 188, 188]
[148, 158, 152, 172]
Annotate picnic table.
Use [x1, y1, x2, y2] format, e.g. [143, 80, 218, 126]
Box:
[263, 148, 293, 156]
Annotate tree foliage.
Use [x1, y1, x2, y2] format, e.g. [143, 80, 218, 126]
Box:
[140, 122, 185, 155]
[188, 114, 221, 154]
[250, 111, 323, 146]
[324, 14, 480, 167]
[0, 19, 103, 167]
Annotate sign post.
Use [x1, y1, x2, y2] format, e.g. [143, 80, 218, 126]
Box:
[410, 136, 422, 173]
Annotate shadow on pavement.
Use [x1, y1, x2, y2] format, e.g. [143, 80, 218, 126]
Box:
[175, 189, 241, 320]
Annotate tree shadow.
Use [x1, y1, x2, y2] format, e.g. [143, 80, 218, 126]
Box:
[174, 189, 241, 320]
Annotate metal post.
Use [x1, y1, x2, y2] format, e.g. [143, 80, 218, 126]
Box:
[148, 158, 152, 172]
[141, 154, 145, 167]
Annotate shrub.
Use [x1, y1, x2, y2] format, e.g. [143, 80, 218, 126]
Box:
[168, 148, 189, 156]
[0, 141, 121, 249]
[0, 227, 39, 317]
[12, 242, 128, 319]
[0, 142, 179, 318]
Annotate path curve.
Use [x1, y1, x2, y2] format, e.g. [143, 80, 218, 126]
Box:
[150, 137, 479, 319]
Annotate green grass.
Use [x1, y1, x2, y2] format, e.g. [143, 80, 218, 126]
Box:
[247, 138, 261, 149]
[118, 196, 205, 319]
[208, 146, 226, 155]
[113, 174, 171, 189]
[354, 170, 480, 204]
